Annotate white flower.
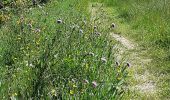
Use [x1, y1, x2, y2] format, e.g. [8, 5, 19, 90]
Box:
[54, 54, 58, 58]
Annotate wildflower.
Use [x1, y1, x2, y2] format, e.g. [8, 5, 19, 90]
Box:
[83, 79, 89, 84]
[56, 19, 62, 24]
[94, 26, 97, 29]
[101, 57, 107, 63]
[117, 76, 121, 80]
[73, 84, 77, 88]
[29, 63, 34, 67]
[54, 54, 58, 58]
[70, 90, 74, 95]
[28, 23, 32, 29]
[79, 29, 83, 34]
[51, 89, 57, 96]
[17, 37, 21, 40]
[12, 92, 17, 96]
[111, 23, 116, 29]
[126, 62, 131, 67]
[115, 61, 120, 66]
[92, 81, 98, 88]
[34, 28, 41, 33]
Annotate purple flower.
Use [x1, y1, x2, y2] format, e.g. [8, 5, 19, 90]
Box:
[92, 81, 98, 88]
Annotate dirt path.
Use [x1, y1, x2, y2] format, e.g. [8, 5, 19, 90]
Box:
[89, 3, 158, 99]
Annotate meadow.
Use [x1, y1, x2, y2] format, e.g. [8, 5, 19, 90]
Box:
[0, 0, 128, 99]
[0, 0, 170, 99]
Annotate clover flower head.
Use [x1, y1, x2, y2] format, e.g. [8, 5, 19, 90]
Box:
[92, 81, 98, 88]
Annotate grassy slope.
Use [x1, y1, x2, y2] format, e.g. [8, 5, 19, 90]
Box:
[91, 0, 170, 99]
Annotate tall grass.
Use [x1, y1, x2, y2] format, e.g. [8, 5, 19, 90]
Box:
[0, 0, 128, 99]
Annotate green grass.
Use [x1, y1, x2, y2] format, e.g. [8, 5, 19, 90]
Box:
[0, 0, 128, 99]
[91, 0, 170, 99]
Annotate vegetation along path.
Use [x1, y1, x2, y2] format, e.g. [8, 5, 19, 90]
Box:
[89, 2, 160, 99]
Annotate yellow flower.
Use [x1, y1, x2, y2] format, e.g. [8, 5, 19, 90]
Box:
[51, 89, 56, 96]
[73, 84, 77, 88]
[85, 63, 89, 69]
[17, 37, 21, 40]
[14, 93, 17, 96]
[70, 90, 74, 95]
[12, 93, 17, 96]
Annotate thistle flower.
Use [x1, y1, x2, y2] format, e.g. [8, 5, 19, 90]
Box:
[111, 23, 116, 29]
[101, 57, 107, 63]
[56, 19, 62, 24]
[92, 81, 98, 88]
